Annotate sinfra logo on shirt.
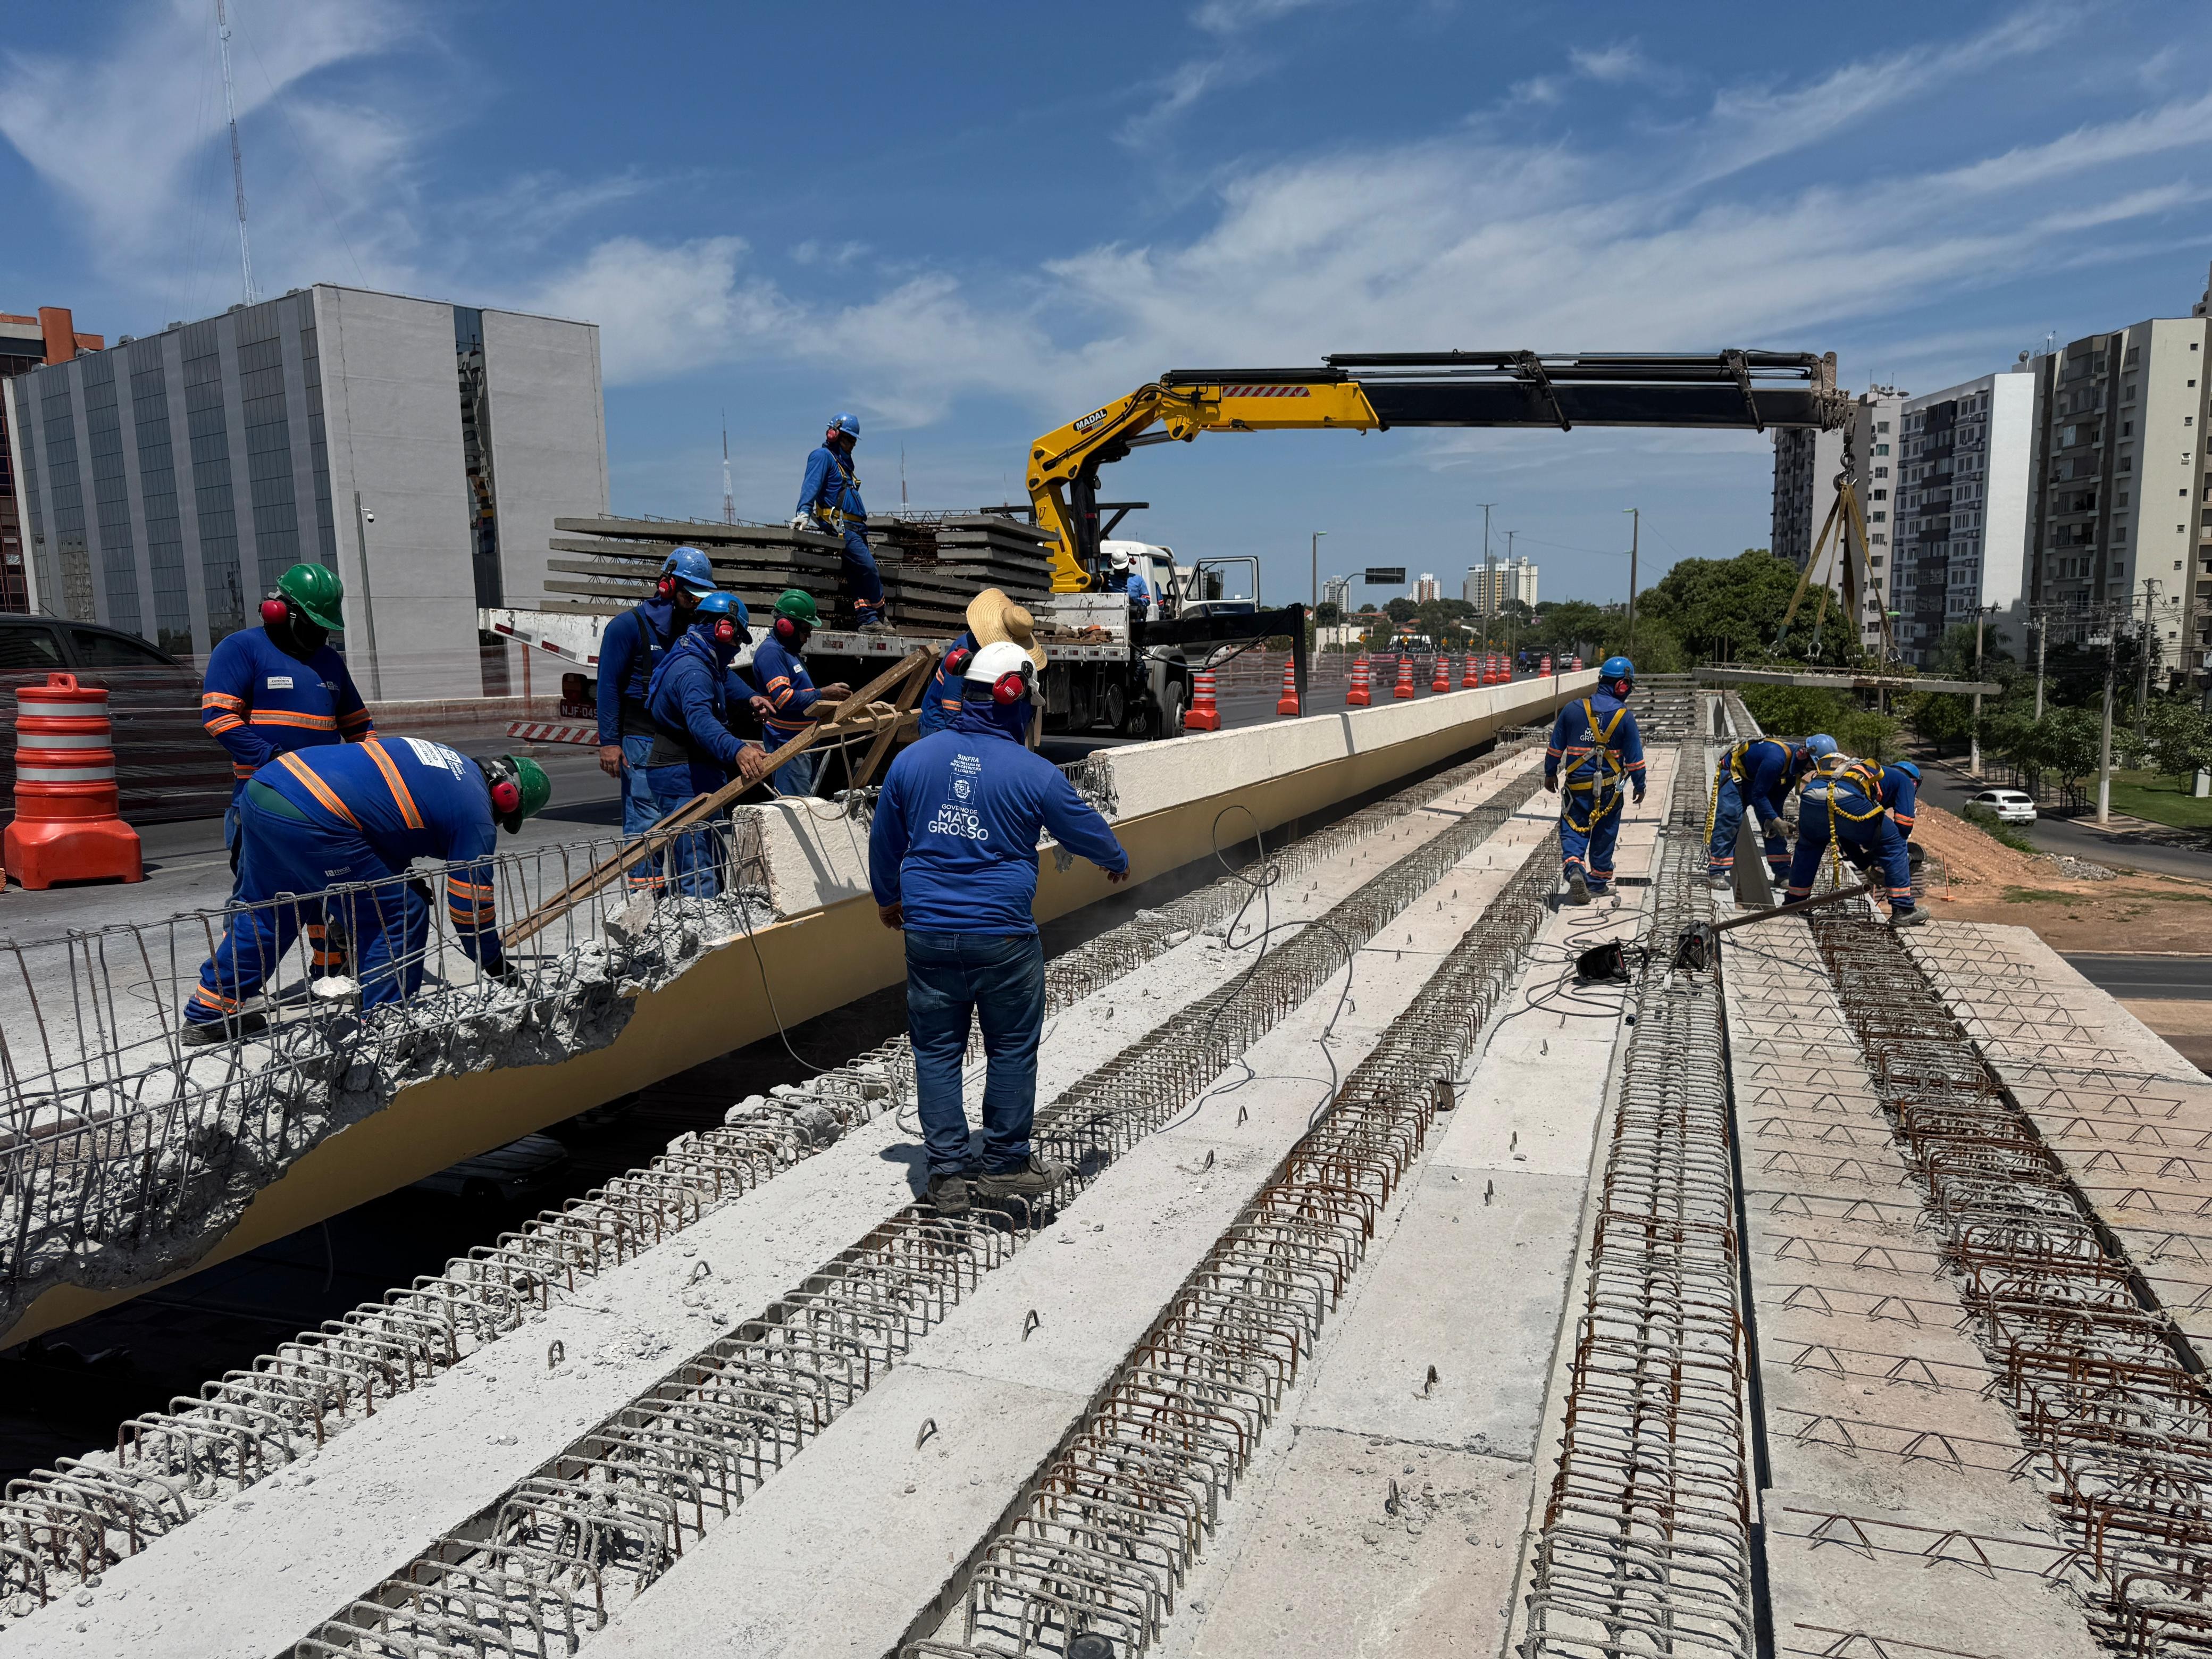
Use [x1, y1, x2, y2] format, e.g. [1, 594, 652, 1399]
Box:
[931, 751, 989, 840]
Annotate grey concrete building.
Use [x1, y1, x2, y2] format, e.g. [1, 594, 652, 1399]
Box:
[1770, 388, 1902, 651]
[2025, 317, 2212, 681]
[4, 285, 607, 699]
[1892, 369, 2037, 667]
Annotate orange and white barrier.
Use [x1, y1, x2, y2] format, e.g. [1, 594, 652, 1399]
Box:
[5, 672, 143, 890]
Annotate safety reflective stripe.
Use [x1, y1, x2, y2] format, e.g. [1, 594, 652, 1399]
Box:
[18, 763, 116, 781]
[338, 709, 374, 732]
[233, 763, 257, 778]
[360, 739, 423, 830]
[200, 691, 245, 710]
[203, 712, 246, 734]
[251, 709, 338, 730]
[16, 730, 110, 748]
[276, 752, 362, 829]
[191, 985, 239, 1012]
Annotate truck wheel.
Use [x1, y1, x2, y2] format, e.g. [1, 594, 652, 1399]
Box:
[1101, 681, 1127, 732]
[1162, 681, 1186, 738]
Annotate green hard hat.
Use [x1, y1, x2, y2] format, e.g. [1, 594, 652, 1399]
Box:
[774, 588, 820, 627]
[481, 753, 551, 833]
[276, 562, 346, 631]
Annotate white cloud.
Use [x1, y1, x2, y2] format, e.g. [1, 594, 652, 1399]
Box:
[1568, 42, 1654, 85]
[1191, 0, 1335, 36]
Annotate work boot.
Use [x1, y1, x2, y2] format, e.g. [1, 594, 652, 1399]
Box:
[853, 608, 894, 635]
[926, 1170, 970, 1217]
[180, 1011, 268, 1047]
[1706, 872, 1733, 892]
[1563, 868, 1590, 906]
[975, 1154, 1074, 1202]
[1889, 904, 1928, 928]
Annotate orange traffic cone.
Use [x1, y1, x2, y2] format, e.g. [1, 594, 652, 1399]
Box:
[4, 672, 143, 890]
[1186, 668, 1222, 731]
[1430, 655, 1450, 693]
[1540, 653, 1553, 676]
[1346, 655, 1372, 707]
[1392, 656, 1415, 700]
[1570, 655, 1583, 672]
[1276, 659, 1301, 716]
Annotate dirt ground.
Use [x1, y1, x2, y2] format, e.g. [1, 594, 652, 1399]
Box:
[1915, 803, 2212, 953]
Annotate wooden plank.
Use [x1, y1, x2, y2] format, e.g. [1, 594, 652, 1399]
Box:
[844, 646, 935, 810]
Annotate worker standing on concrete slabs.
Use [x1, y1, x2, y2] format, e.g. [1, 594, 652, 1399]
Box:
[869, 638, 1130, 1217]
[1544, 655, 1646, 906]
[642, 593, 770, 896]
[750, 589, 852, 798]
[596, 547, 719, 889]
[1783, 752, 1925, 926]
[180, 740, 549, 1043]
[1706, 734, 1815, 891]
[790, 412, 889, 631]
[919, 590, 1045, 739]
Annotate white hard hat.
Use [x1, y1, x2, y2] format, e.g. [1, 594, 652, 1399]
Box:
[965, 639, 1036, 684]
[1108, 548, 1130, 571]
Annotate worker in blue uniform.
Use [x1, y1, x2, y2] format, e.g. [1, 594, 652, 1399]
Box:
[790, 412, 887, 631]
[1784, 755, 1925, 926]
[1544, 656, 1646, 905]
[596, 548, 719, 887]
[1107, 548, 1151, 625]
[918, 629, 975, 738]
[181, 739, 550, 1043]
[1706, 735, 1817, 890]
[642, 593, 770, 895]
[750, 589, 852, 798]
[921, 591, 1049, 739]
[870, 640, 1129, 1218]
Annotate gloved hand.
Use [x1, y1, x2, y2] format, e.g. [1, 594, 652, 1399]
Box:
[1544, 775, 1559, 794]
[1633, 791, 1646, 807]
[788, 514, 816, 533]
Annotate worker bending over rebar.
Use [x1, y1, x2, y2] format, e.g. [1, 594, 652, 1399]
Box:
[869, 637, 1129, 1218]
[1705, 733, 1823, 891]
[1544, 656, 1646, 906]
[1784, 753, 1924, 926]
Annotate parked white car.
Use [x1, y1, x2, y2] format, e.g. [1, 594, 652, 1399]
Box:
[1969, 787, 2037, 824]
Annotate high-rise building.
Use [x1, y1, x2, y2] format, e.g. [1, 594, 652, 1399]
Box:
[1320, 574, 1352, 614]
[1771, 387, 1902, 649]
[4, 284, 608, 698]
[2024, 317, 2212, 678]
[1462, 557, 1537, 611]
[0, 307, 105, 614]
[1891, 371, 2037, 666]
[1414, 572, 1440, 602]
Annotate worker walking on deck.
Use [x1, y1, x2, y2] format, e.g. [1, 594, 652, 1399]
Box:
[791, 413, 887, 631]
[751, 589, 852, 797]
[1706, 735, 1817, 891]
[920, 591, 1048, 738]
[181, 739, 549, 1043]
[596, 548, 719, 887]
[1783, 753, 1924, 926]
[1544, 656, 1645, 906]
[870, 639, 1129, 1218]
[643, 593, 772, 895]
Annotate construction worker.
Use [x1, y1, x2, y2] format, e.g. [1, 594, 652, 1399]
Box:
[920, 591, 1046, 738]
[200, 562, 373, 874]
[869, 638, 1129, 1218]
[596, 547, 719, 882]
[1107, 548, 1150, 626]
[1706, 735, 1817, 891]
[790, 412, 887, 631]
[1544, 655, 1645, 905]
[642, 592, 770, 894]
[751, 589, 852, 797]
[1783, 753, 1925, 926]
[181, 740, 549, 1043]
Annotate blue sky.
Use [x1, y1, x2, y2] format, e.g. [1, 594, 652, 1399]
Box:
[5, 1, 2209, 610]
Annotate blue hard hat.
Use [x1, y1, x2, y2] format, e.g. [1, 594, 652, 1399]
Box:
[1891, 760, 1921, 781]
[1805, 734, 1838, 759]
[661, 546, 717, 591]
[1599, 655, 1634, 689]
[828, 412, 860, 438]
[692, 589, 752, 643]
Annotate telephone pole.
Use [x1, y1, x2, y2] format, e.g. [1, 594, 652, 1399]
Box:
[2097, 605, 2117, 826]
[1477, 502, 1498, 647]
[2137, 579, 2159, 741]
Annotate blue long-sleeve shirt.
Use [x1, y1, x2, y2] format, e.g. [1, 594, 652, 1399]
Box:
[1718, 737, 1802, 828]
[201, 625, 372, 790]
[1121, 571, 1150, 620]
[255, 736, 502, 964]
[870, 706, 1128, 935]
[1545, 692, 1645, 796]
[1871, 763, 1918, 837]
[645, 628, 750, 774]
[751, 635, 822, 742]
[917, 631, 975, 738]
[796, 445, 866, 523]
[594, 598, 683, 746]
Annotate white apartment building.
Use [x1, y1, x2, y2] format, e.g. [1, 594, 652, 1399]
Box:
[1462, 556, 1537, 611]
[1771, 387, 1900, 649]
[2026, 316, 2212, 677]
[1892, 370, 2037, 666]
[1414, 572, 1440, 602]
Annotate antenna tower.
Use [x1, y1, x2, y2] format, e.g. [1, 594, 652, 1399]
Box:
[721, 411, 735, 524]
[215, 0, 257, 305]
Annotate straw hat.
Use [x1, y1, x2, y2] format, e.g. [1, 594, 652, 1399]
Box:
[966, 587, 1047, 671]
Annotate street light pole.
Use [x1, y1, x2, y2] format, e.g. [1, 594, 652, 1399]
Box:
[1477, 502, 1498, 649]
[2033, 607, 2047, 721]
[1970, 606, 1988, 779]
[2137, 578, 2158, 742]
[1623, 506, 1640, 656]
[2098, 608, 2116, 826]
[1310, 530, 1327, 663]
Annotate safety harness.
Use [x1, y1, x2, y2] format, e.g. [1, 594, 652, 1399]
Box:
[1561, 698, 1628, 834]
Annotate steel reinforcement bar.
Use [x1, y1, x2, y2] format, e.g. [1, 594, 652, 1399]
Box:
[0, 738, 1544, 1618]
[1521, 733, 1757, 1659]
[280, 764, 1553, 1656]
[904, 825, 1560, 1659]
[1811, 914, 2212, 1655]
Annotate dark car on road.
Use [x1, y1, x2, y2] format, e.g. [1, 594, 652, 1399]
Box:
[1, 615, 233, 826]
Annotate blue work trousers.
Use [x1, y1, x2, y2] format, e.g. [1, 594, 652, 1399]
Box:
[186, 795, 427, 1025]
[644, 760, 727, 897]
[1784, 810, 1913, 908]
[1708, 775, 1790, 882]
[770, 741, 820, 799]
[619, 732, 658, 891]
[904, 931, 1046, 1177]
[1559, 783, 1629, 893]
[839, 525, 885, 613]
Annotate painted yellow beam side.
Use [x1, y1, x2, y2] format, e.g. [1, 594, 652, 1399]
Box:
[3, 693, 1555, 1346]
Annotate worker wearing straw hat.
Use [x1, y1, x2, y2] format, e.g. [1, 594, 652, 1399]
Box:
[918, 589, 1048, 739]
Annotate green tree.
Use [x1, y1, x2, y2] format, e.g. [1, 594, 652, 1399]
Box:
[2144, 694, 2212, 785]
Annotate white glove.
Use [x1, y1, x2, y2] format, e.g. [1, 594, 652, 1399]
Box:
[789, 514, 815, 533]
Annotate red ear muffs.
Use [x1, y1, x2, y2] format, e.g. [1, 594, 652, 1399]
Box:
[773, 614, 801, 644]
[942, 647, 973, 679]
[489, 777, 521, 814]
[655, 574, 678, 601]
[992, 668, 1032, 706]
[261, 596, 291, 627]
[713, 617, 739, 647]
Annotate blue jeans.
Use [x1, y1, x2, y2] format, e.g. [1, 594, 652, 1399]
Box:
[840, 525, 885, 612]
[619, 733, 658, 890]
[905, 931, 1046, 1177]
[644, 760, 726, 897]
[772, 743, 820, 798]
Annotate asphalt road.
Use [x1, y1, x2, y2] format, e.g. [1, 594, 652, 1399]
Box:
[1910, 761, 2212, 883]
[2064, 954, 2212, 1000]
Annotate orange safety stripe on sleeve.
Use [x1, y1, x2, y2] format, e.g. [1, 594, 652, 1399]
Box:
[200, 691, 245, 710]
[359, 739, 423, 830]
[339, 709, 374, 728]
[276, 752, 362, 830]
[233, 763, 257, 778]
[250, 709, 339, 731]
[204, 713, 245, 734]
